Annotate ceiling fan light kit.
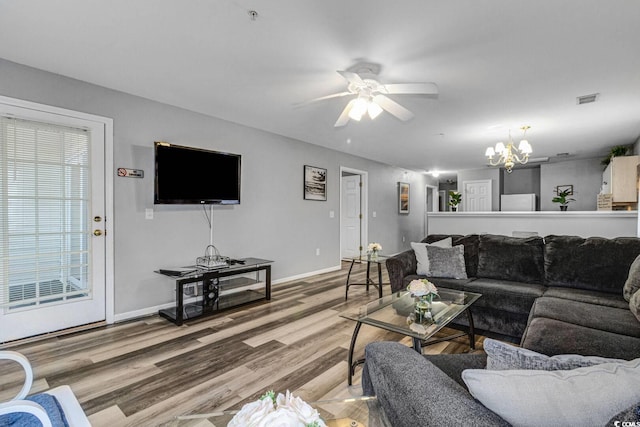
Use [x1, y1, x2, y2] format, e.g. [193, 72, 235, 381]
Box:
[485, 125, 533, 173]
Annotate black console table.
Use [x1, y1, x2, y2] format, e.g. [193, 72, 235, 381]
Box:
[156, 257, 273, 325]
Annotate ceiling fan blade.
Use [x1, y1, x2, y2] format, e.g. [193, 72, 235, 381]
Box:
[334, 99, 356, 127]
[337, 70, 365, 86]
[382, 83, 438, 95]
[295, 91, 352, 107]
[372, 94, 414, 121]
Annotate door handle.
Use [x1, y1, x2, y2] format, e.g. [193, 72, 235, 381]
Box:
[93, 230, 103, 236]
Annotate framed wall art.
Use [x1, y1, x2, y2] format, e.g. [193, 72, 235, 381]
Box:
[398, 182, 410, 214]
[304, 165, 327, 201]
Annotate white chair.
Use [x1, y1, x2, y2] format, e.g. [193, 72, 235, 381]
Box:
[0, 351, 91, 426]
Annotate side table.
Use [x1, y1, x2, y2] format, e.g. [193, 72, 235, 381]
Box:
[344, 254, 388, 300]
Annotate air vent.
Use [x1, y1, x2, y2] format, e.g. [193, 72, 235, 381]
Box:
[577, 93, 599, 105]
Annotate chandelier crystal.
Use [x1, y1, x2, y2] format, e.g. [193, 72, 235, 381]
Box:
[485, 126, 532, 173]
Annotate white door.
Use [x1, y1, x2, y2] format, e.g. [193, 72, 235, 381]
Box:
[463, 180, 492, 212]
[341, 174, 362, 258]
[424, 185, 439, 236]
[0, 102, 107, 342]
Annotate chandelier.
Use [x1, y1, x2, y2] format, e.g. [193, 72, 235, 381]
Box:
[485, 126, 532, 173]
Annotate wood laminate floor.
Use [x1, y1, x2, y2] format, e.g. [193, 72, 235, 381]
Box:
[0, 261, 484, 426]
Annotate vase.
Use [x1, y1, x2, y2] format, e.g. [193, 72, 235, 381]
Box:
[451, 206, 457, 212]
[368, 250, 379, 261]
[560, 205, 568, 211]
[414, 295, 433, 324]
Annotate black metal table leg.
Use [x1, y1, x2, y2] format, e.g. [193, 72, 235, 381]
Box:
[466, 308, 476, 350]
[365, 260, 371, 291]
[345, 259, 356, 300]
[412, 337, 422, 353]
[348, 321, 364, 386]
[377, 262, 383, 298]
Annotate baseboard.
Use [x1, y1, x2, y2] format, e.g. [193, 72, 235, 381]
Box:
[272, 264, 342, 285]
[114, 264, 343, 323]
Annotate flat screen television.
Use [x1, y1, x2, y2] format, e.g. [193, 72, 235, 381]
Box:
[154, 142, 241, 205]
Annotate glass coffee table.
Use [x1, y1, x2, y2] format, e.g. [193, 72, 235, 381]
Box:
[340, 288, 482, 385]
[171, 396, 391, 426]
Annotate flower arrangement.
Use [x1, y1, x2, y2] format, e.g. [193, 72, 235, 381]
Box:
[228, 390, 326, 427]
[407, 279, 438, 298]
[367, 242, 382, 253]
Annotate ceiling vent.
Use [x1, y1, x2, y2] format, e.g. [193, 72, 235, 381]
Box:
[577, 93, 599, 105]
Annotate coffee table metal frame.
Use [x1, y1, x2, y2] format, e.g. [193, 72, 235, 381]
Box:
[341, 288, 482, 385]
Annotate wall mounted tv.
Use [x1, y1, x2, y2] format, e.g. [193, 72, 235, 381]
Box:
[154, 142, 241, 205]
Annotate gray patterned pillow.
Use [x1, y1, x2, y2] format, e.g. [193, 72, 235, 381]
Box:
[624, 254, 640, 302]
[484, 338, 624, 370]
[425, 245, 467, 279]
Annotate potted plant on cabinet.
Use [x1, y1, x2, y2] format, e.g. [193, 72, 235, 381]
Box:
[448, 191, 462, 212]
[552, 188, 575, 211]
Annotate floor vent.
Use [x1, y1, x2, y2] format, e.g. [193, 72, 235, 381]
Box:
[577, 93, 599, 105]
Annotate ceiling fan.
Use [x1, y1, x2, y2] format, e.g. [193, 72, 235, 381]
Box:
[308, 67, 438, 127]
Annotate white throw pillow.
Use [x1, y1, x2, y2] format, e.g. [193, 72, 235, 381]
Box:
[462, 358, 640, 427]
[411, 237, 452, 276]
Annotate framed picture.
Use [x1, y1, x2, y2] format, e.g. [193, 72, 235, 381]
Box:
[304, 165, 327, 201]
[555, 184, 573, 195]
[398, 182, 410, 214]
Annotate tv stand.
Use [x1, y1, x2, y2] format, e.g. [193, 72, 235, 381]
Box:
[156, 257, 273, 325]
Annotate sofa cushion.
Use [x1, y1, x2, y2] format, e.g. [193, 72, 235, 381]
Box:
[527, 296, 640, 338]
[625, 254, 640, 301]
[542, 287, 629, 309]
[411, 237, 452, 276]
[459, 278, 545, 314]
[477, 234, 545, 284]
[483, 338, 624, 370]
[631, 290, 640, 322]
[544, 235, 640, 294]
[521, 317, 640, 360]
[425, 234, 480, 278]
[462, 358, 640, 427]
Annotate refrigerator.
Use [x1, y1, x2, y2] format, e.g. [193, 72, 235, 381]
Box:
[501, 194, 536, 211]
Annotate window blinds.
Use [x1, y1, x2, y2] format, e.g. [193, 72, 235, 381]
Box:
[0, 115, 92, 309]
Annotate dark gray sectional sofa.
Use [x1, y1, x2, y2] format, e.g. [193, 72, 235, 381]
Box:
[385, 233, 640, 359]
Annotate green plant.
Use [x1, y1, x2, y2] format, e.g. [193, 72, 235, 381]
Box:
[601, 145, 631, 166]
[448, 191, 462, 207]
[552, 188, 575, 206]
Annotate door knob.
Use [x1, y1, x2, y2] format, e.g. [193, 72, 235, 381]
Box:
[94, 216, 102, 222]
[93, 230, 103, 236]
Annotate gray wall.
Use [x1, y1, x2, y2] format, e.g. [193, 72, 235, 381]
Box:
[540, 158, 603, 211]
[0, 58, 428, 315]
[502, 167, 541, 210]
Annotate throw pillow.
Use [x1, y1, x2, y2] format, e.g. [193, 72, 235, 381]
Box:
[462, 358, 640, 427]
[411, 237, 452, 276]
[483, 338, 625, 370]
[425, 245, 468, 279]
[631, 289, 640, 322]
[624, 254, 640, 302]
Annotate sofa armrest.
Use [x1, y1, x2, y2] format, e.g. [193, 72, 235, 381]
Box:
[362, 342, 509, 427]
[385, 250, 417, 292]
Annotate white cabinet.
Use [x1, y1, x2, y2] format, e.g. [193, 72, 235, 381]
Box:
[602, 155, 639, 204]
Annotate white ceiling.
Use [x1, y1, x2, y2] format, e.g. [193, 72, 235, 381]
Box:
[2, 0, 640, 176]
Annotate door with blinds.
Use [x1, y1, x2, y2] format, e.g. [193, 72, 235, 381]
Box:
[0, 102, 107, 342]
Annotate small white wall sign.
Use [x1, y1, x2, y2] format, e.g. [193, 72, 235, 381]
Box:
[117, 168, 144, 178]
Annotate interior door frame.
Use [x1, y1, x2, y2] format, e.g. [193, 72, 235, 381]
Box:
[462, 179, 493, 212]
[340, 166, 368, 261]
[0, 95, 115, 325]
[424, 184, 439, 236]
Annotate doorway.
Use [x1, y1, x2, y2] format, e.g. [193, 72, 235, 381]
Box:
[462, 179, 493, 212]
[0, 96, 114, 342]
[340, 167, 368, 259]
[424, 185, 439, 236]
